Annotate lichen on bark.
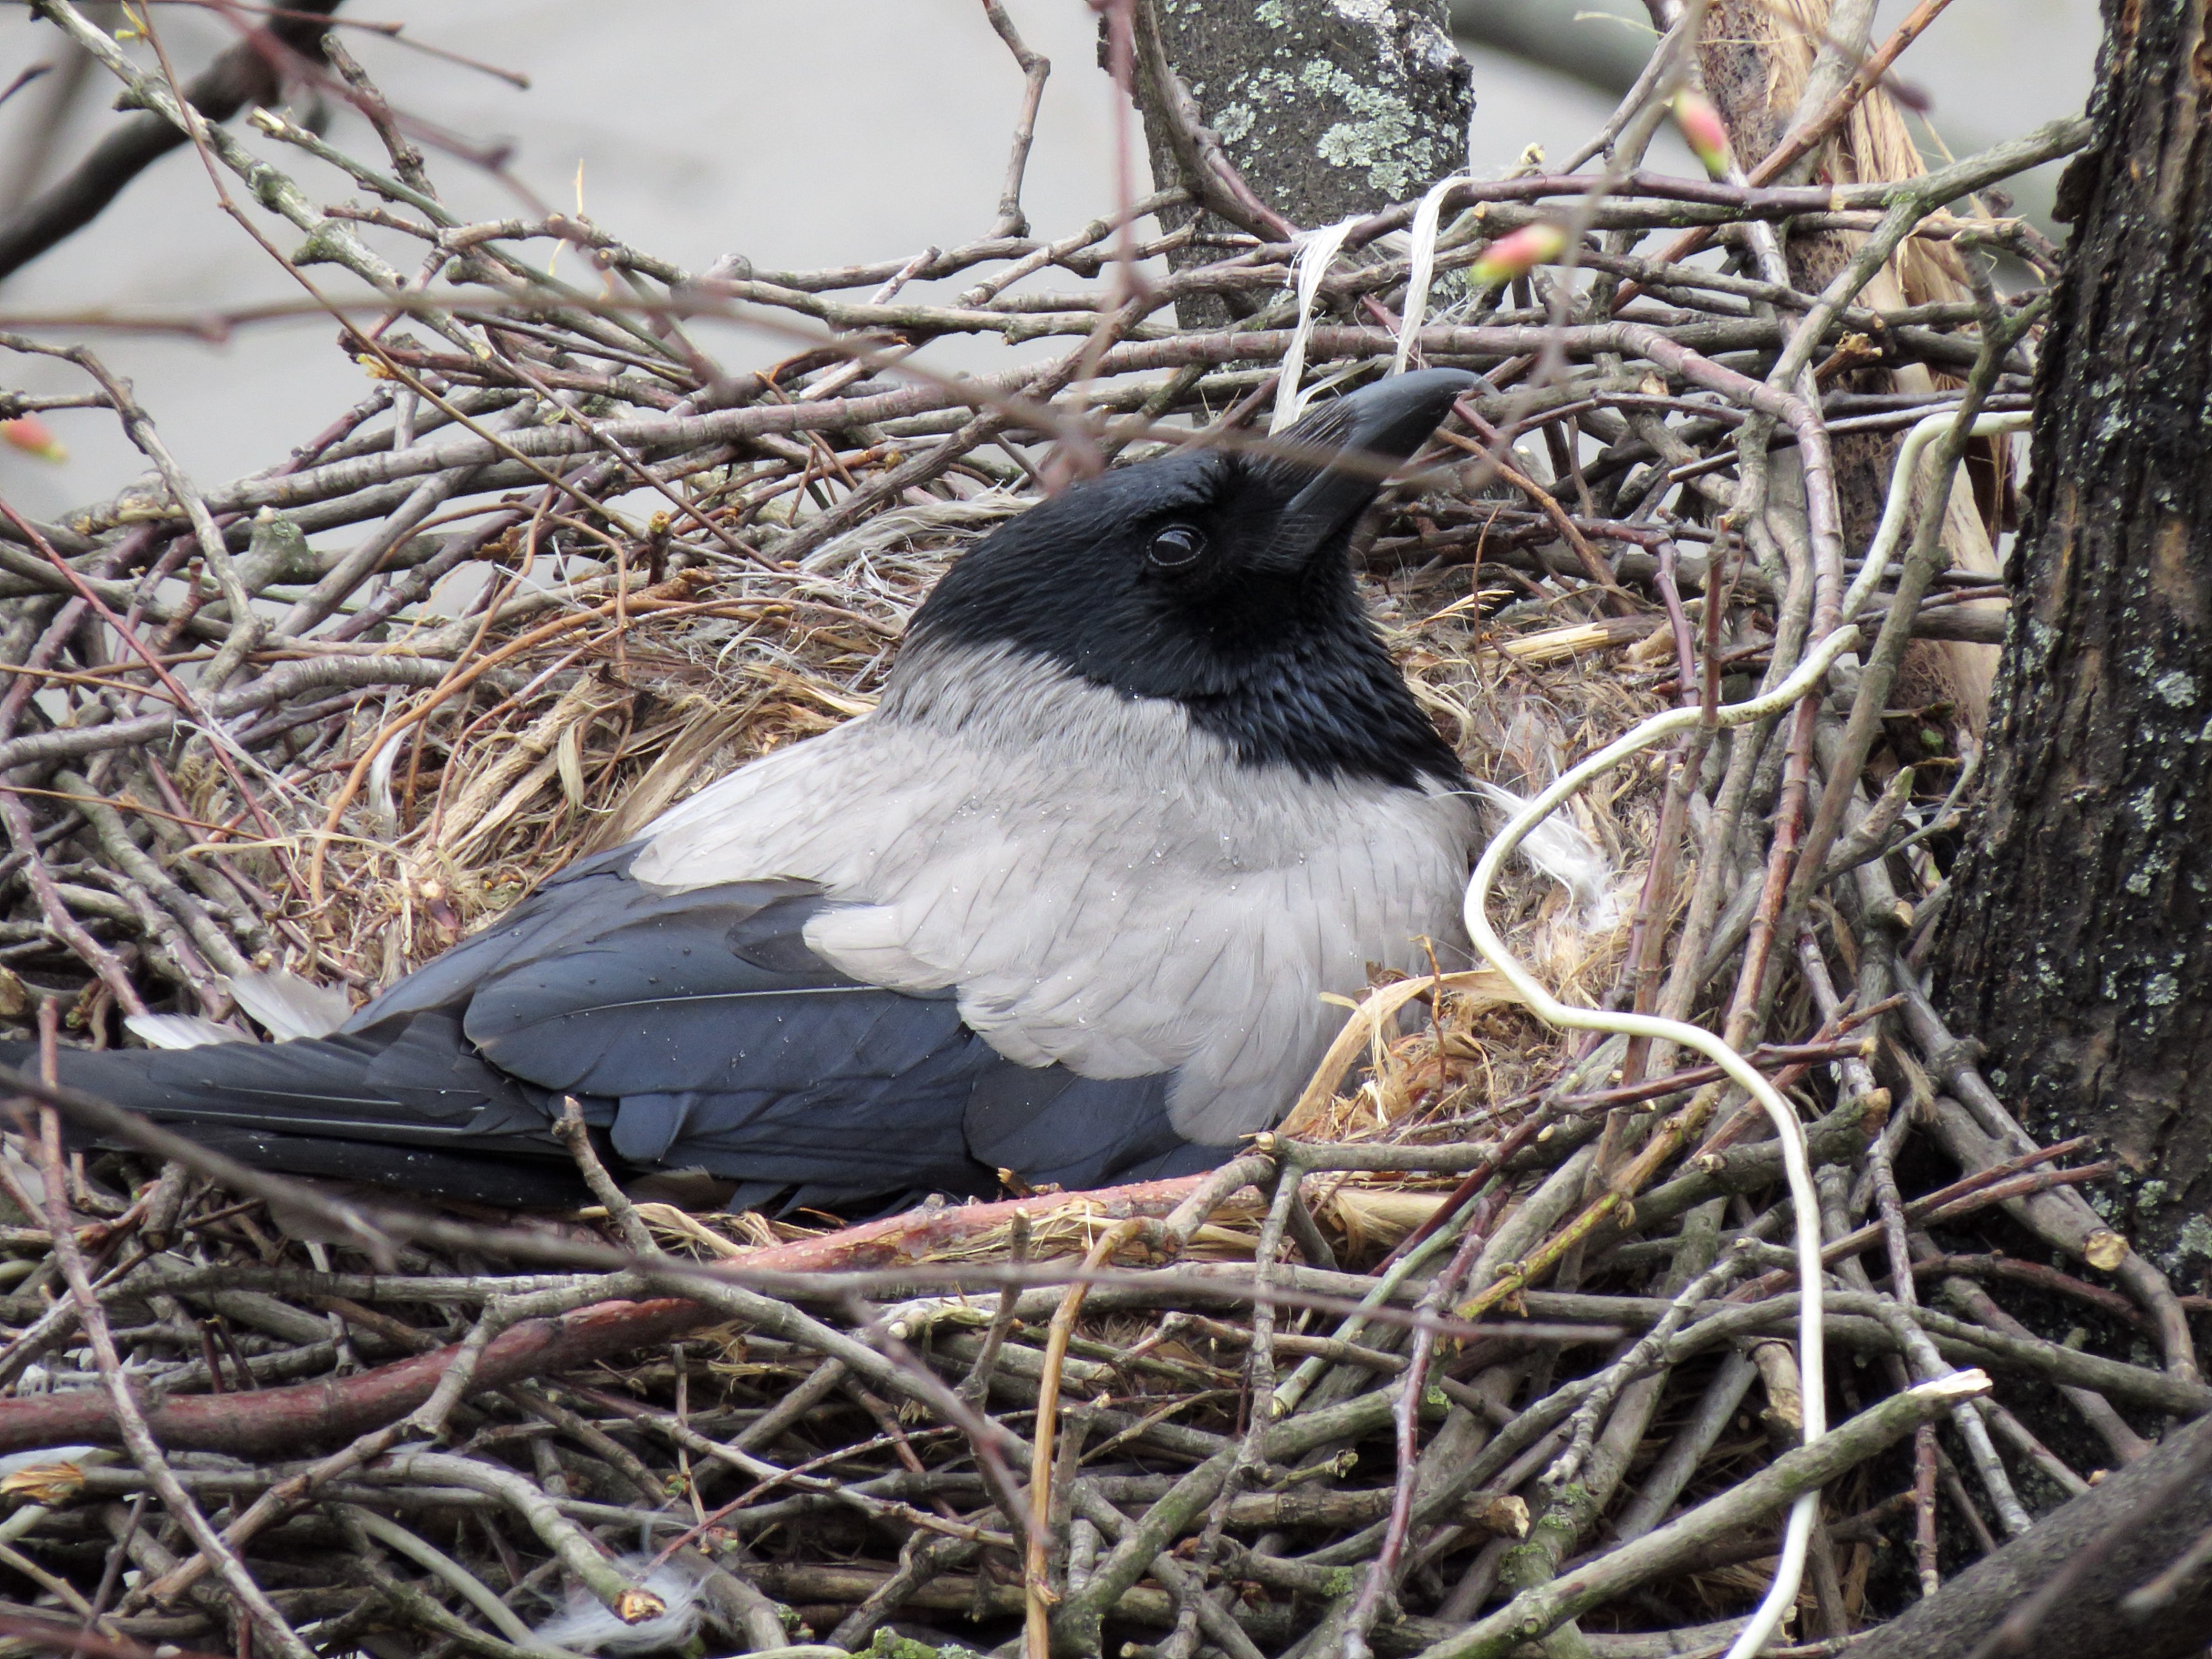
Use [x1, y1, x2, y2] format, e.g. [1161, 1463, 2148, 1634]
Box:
[1938, 0, 2212, 1281]
[1126, 0, 1473, 325]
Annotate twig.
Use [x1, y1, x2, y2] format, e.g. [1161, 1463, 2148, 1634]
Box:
[25, 1093, 321, 1659]
[1422, 1374, 1991, 1659]
[979, 1, 1051, 239]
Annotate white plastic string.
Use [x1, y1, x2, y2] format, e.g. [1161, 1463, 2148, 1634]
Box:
[1269, 215, 1363, 434]
[1464, 637, 1843, 1659]
[1848, 408, 2032, 620]
[1459, 404, 2025, 1659]
[1392, 174, 1462, 375]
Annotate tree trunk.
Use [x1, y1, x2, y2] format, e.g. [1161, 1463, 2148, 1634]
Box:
[1125, 0, 1472, 323]
[1695, 0, 1902, 604]
[1694, 0, 2008, 731]
[1937, 0, 2212, 1280]
[1841, 1407, 2212, 1659]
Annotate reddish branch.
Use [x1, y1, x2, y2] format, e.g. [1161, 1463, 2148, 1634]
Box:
[0, 1178, 1217, 1458]
[723, 1174, 1211, 1274]
[0, 1295, 708, 1457]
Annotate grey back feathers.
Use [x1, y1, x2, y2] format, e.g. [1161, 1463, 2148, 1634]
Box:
[634, 642, 1475, 1142]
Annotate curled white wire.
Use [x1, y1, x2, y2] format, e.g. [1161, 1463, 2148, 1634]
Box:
[1464, 636, 1843, 1658]
[1849, 408, 2031, 622]
[1270, 215, 1362, 434]
[1460, 404, 2023, 1656]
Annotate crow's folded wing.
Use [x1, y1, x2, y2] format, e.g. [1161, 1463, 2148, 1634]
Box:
[38, 844, 1215, 1212]
[431, 854, 1217, 1205]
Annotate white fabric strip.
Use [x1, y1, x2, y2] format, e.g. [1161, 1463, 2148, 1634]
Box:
[1392, 174, 1463, 375]
[1269, 215, 1363, 434]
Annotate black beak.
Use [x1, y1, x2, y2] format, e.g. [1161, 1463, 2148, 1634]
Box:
[1265, 368, 1477, 555]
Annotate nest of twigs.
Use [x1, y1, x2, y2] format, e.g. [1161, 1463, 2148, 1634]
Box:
[0, 11, 2201, 1659]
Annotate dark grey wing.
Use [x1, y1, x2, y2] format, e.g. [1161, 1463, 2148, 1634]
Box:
[36, 842, 1228, 1213]
[341, 842, 766, 1029]
[452, 877, 1002, 1209]
[964, 1068, 1226, 1191]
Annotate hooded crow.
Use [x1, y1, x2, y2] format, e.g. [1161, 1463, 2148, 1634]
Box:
[15, 369, 1481, 1214]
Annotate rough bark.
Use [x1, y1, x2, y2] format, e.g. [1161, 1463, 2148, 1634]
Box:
[1127, 0, 1473, 324]
[1938, 0, 2212, 1280]
[1842, 1407, 2212, 1659]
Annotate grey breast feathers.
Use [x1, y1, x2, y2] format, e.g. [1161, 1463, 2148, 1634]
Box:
[632, 642, 1477, 1144]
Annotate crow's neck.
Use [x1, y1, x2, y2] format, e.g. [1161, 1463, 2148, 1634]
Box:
[883, 632, 1464, 793]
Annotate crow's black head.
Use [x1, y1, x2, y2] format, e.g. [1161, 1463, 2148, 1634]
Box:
[903, 369, 1475, 790]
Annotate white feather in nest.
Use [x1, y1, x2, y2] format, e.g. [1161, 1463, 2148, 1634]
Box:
[529, 1556, 707, 1655]
[122, 969, 353, 1052]
[0, 1446, 100, 1478]
[1462, 690, 1635, 938]
[228, 967, 353, 1041]
[1474, 780, 1624, 932]
[123, 1013, 252, 1050]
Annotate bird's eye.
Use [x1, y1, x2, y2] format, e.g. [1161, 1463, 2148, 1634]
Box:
[1148, 524, 1207, 568]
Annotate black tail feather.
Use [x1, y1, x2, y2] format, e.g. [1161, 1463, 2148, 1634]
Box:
[140, 1124, 593, 1208]
[2, 1014, 595, 1209]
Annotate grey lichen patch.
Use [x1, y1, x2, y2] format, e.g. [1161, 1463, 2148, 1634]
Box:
[863, 1633, 984, 1659]
[2032, 941, 2067, 992]
[1193, 3, 1469, 202]
[1142, 0, 1471, 325]
[2164, 1212, 2212, 1273]
[2125, 845, 2172, 895]
[2145, 971, 2180, 1006]
[2154, 669, 2200, 707]
[1302, 60, 1445, 198]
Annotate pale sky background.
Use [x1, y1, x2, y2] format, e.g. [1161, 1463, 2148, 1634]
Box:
[0, 0, 2105, 523]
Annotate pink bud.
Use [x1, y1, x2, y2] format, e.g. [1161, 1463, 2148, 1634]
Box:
[1470, 222, 1572, 288]
[2, 416, 65, 463]
[1672, 91, 1734, 178]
